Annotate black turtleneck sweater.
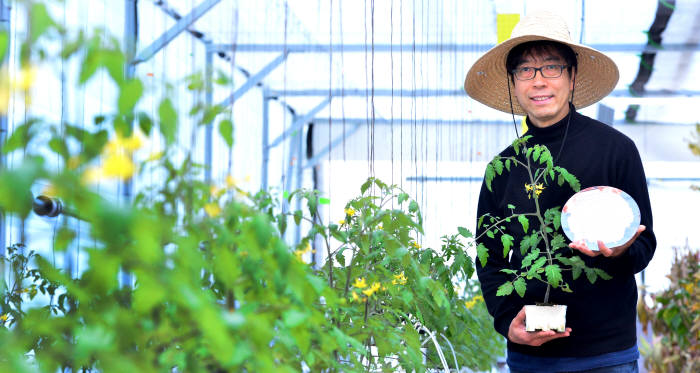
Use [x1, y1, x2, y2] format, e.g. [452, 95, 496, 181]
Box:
[475, 108, 656, 357]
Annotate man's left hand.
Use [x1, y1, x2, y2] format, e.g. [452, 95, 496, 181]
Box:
[569, 225, 645, 258]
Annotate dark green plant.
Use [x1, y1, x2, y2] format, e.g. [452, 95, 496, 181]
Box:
[638, 246, 700, 373]
[477, 136, 610, 303]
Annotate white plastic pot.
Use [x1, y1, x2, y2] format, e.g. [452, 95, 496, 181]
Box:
[524, 304, 567, 332]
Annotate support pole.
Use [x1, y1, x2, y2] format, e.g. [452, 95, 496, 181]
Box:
[121, 0, 138, 289]
[294, 123, 304, 245]
[261, 89, 270, 191]
[133, 0, 222, 64]
[0, 0, 10, 267]
[204, 44, 213, 183]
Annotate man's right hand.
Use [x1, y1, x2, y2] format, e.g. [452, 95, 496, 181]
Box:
[507, 307, 572, 346]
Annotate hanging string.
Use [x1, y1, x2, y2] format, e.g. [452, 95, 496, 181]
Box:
[390, 0, 394, 189]
[370, 0, 375, 178]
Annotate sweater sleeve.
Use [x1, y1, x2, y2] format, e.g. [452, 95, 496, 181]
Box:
[611, 139, 657, 275]
[475, 176, 523, 339]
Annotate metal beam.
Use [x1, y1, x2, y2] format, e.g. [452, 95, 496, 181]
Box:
[204, 45, 214, 183]
[310, 117, 699, 127]
[209, 43, 700, 54]
[304, 122, 363, 169]
[133, 0, 222, 64]
[268, 89, 463, 97]
[218, 52, 288, 107]
[0, 0, 10, 259]
[268, 98, 330, 149]
[121, 0, 138, 290]
[268, 88, 700, 98]
[311, 118, 515, 126]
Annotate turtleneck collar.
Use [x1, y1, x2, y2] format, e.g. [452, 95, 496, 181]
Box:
[523, 103, 581, 143]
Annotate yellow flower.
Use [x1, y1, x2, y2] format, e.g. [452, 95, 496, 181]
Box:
[294, 242, 312, 261]
[392, 272, 407, 285]
[351, 291, 359, 302]
[204, 202, 221, 217]
[683, 283, 695, 294]
[226, 175, 238, 188]
[411, 241, 421, 249]
[338, 219, 346, 225]
[102, 153, 135, 179]
[210, 185, 225, 198]
[106, 132, 142, 154]
[344, 207, 356, 216]
[0, 314, 7, 322]
[362, 282, 381, 297]
[465, 295, 484, 310]
[14, 66, 37, 91]
[524, 183, 546, 199]
[352, 277, 367, 289]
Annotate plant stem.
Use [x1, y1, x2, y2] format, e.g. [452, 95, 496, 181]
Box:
[526, 152, 553, 304]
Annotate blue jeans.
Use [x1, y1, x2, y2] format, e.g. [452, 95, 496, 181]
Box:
[510, 360, 639, 373]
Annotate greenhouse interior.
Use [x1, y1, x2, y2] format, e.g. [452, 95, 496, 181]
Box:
[0, 0, 698, 372]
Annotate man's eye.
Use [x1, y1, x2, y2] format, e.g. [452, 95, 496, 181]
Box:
[544, 65, 559, 71]
[519, 67, 533, 72]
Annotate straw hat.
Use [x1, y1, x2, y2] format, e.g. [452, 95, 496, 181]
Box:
[464, 11, 619, 115]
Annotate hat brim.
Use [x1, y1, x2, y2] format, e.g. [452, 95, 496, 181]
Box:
[464, 35, 619, 115]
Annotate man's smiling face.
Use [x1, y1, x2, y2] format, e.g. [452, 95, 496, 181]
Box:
[512, 49, 575, 128]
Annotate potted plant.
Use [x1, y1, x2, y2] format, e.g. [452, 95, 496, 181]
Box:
[475, 136, 612, 332]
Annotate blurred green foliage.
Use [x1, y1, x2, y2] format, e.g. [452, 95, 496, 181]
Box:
[0, 1, 503, 372]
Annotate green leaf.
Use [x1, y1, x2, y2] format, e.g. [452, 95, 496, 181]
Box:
[158, 98, 177, 144]
[572, 265, 582, 280]
[4, 121, 36, 153]
[476, 243, 489, 267]
[507, 204, 515, 210]
[545, 265, 562, 287]
[521, 248, 540, 267]
[360, 178, 372, 194]
[530, 257, 547, 272]
[501, 234, 513, 257]
[48, 137, 69, 159]
[585, 268, 598, 284]
[293, 210, 302, 225]
[486, 230, 494, 239]
[485, 163, 495, 192]
[118, 79, 143, 115]
[137, 112, 153, 135]
[551, 234, 566, 251]
[29, 3, 56, 42]
[457, 226, 472, 239]
[283, 309, 309, 328]
[398, 192, 409, 204]
[219, 119, 234, 147]
[518, 215, 529, 233]
[514, 277, 526, 297]
[496, 282, 514, 296]
[532, 146, 542, 162]
[594, 268, 612, 280]
[408, 200, 419, 213]
[319, 197, 330, 205]
[0, 32, 8, 62]
[505, 159, 511, 171]
[493, 159, 504, 175]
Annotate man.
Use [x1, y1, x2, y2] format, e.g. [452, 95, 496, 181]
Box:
[464, 12, 656, 373]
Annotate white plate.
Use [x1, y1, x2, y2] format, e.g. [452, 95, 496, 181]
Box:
[561, 186, 640, 251]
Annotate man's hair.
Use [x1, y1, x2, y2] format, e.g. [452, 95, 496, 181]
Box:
[505, 40, 578, 82]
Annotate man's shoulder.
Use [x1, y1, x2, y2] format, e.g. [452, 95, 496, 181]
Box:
[575, 112, 636, 147]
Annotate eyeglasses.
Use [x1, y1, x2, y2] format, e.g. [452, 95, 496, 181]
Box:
[511, 64, 569, 81]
